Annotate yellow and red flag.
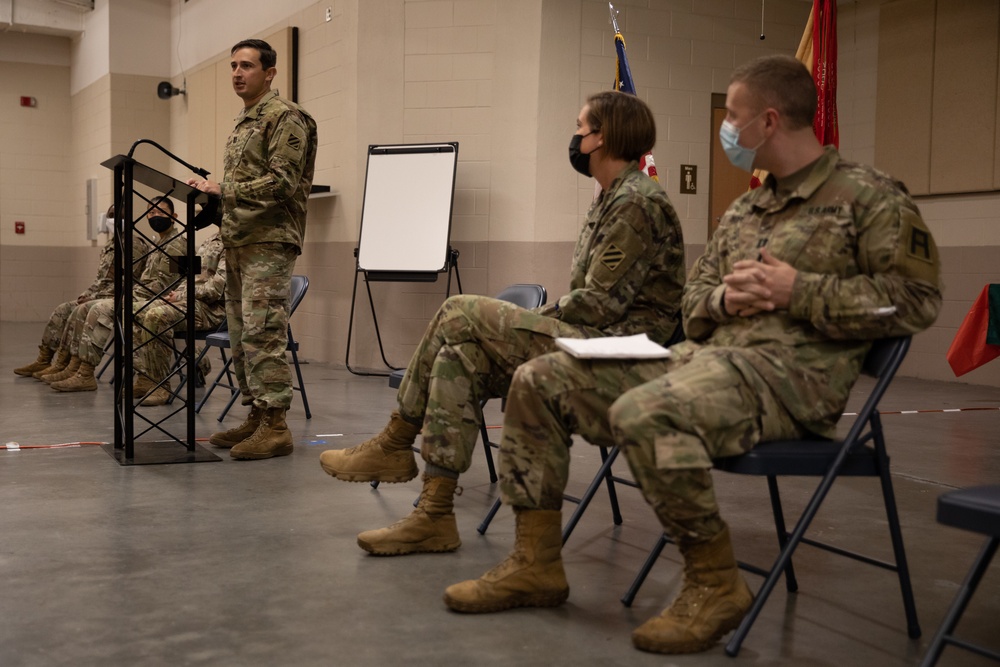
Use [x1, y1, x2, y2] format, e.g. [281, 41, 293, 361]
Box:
[751, 0, 838, 188]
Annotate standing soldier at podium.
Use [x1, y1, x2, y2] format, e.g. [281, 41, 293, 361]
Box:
[188, 38, 317, 461]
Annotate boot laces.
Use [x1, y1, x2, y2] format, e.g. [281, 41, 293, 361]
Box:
[669, 581, 711, 619]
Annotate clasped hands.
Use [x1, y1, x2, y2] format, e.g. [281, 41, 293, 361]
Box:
[722, 248, 797, 318]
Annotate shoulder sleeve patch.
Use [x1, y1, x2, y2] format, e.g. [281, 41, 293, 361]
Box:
[906, 226, 933, 264]
[600, 244, 626, 271]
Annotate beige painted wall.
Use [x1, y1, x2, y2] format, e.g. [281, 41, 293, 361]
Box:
[2, 0, 999, 387]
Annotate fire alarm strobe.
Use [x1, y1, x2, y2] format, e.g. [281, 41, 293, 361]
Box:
[20, 96, 37, 108]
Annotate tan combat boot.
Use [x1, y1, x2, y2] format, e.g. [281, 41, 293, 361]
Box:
[319, 410, 419, 483]
[357, 474, 461, 555]
[50, 362, 98, 392]
[443, 508, 569, 613]
[230, 407, 293, 460]
[133, 375, 157, 400]
[140, 382, 172, 406]
[32, 347, 70, 380]
[14, 345, 54, 376]
[41, 355, 81, 384]
[209, 405, 264, 449]
[631, 526, 753, 654]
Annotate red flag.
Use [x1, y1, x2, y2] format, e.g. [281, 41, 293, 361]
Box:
[812, 0, 839, 147]
[947, 285, 1000, 377]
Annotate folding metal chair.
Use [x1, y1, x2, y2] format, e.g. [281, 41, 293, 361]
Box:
[164, 318, 228, 403]
[374, 284, 548, 491]
[196, 275, 312, 421]
[621, 336, 921, 657]
[920, 485, 1000, 666]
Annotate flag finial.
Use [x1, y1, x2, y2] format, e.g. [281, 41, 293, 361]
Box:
[609, 2, 621, 34]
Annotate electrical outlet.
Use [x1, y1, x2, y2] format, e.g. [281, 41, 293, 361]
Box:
[325, 6, 332, 22]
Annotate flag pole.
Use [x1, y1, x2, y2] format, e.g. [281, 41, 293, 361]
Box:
[609, 2, 621, 34]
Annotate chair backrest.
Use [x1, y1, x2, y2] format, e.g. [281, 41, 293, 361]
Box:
[862, 335, 910, 379]
[495, 283, 546, 310]
[289, 275, 310, 316]
[840, 335, 911, 449]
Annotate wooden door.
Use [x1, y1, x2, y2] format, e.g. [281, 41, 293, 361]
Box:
[709, 106, 753, 240]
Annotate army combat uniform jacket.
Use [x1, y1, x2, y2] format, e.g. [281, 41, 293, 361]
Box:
[681, 147, 942, 437]
[220, 90, 317, 252]
[535, 162, 685, 345]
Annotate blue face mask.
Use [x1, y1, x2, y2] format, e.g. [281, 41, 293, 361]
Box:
[719, 112, 766, 172]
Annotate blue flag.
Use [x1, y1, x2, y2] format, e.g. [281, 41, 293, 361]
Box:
[612, 31, 658, 182]
[614, 32, 636, 95]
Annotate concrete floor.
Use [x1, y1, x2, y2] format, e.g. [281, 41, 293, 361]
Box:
[1, 319, 999, 667]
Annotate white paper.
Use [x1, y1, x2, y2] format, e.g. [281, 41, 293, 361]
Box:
[554, 334, 673, 360]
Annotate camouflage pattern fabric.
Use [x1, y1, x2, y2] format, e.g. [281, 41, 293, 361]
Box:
[135, 234, 226, 382]
[497, 148, 942, 544]
[38, 233, 150, 352]
[225, 243, 296, 409]
[533, 162, 685, 347]
[133, 230, 187, 302]
[397, 162, 685, 474]
[221, 90, 317, 251]
[681, 147, 941, 437]
[62, 300, 105, 356]
[40, 301, 80, 351]
[77, 230, 189, 366]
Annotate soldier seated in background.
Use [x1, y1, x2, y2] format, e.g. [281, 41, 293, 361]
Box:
[133, 228, 226, 406]
[442, 55, 943, 656]
[51, 196, 187, 393]
[14, 204, 149, 382]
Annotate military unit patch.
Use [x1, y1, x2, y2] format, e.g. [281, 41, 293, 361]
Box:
[287, 133, 302, 151]
[907, 227, 932, 263]
[600, 244, 626, 271]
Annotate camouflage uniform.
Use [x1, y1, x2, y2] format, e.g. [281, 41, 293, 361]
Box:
[39, 233, 150, 352]
[77, 231, 187, 366]
[134, 233, 226, 382]
[499, 148, 942, 543]
[221, 90, 317, 410]
[400, 162, 685, 474]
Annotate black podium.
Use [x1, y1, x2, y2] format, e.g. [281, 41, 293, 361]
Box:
[100, 154, 221, 465]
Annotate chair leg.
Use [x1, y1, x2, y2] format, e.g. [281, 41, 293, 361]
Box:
[621, 533, 670, 607]
[879, 464, 922, 639]
[478, 397, 498, 484]
[196, 348, 231, 413]
[477, 496, 503, 535]
[919, 537, 999, 667]
[288, 328, 311, 419]
[599, 446, 624, 525]
[561, 445, 621, 544]
[725, 462, 849, 656]
[218, 385, 240, 421]
[766, 476, 799, 593]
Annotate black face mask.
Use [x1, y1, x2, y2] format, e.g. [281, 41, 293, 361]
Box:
[148, 215, 173, 233]
[568, 132, 597, 177]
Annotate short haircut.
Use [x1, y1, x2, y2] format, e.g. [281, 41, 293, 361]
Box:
[730, 55, 816, 130]
[584, 90, 656, 162]
[231, 39, 277, 71]
[149, 195, 174, 216]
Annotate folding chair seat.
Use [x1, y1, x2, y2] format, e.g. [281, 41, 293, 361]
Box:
[374, 284, 548, 491]
[621, 336, 921, 657]
[920, 485, 1000, 666]
[477, 318, 685, 544]
[196, 275, 312, 421]
[163, 318, 229, 402]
